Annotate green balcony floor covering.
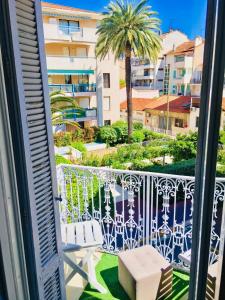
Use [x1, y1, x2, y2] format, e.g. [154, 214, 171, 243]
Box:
[80, 253, 189, 300]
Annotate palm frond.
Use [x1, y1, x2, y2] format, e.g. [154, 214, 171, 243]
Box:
[96, 0, 162, 61]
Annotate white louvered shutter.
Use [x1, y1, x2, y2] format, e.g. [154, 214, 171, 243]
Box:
[6, 0, 66, 298]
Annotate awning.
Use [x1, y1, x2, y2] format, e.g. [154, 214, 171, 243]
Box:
[48, 70, 94, 75]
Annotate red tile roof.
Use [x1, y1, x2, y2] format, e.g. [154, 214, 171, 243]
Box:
[152, 96, 191, 113]
[167, 41, 195, 56]
[120, 96, 185, 111]
[41, 2, 98, 14]
[121, 96, 225, 114]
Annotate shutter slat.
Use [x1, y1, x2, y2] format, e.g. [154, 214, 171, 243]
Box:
[16, 1, 34, 14]
[23, 71, 41, 79]
[27, 107, 44, 115]
[25, 91, 43, 97]
[30, 140, 48, 150]
[18, 22, 36, 34]
[17, 8, 35, 21]
[22, 58, 39, 66]
[17, 15, 36, 28]
[26, 103, 43, 110]
[17, 0, 34, 8]
[26, 96, 43, 103]
[22, 64, 40, 72]
[28, 124, 46, 133]
[24, 78, 42, 84]
[21, 50, 39, 59]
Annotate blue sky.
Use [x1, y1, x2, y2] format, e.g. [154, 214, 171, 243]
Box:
[42, 0, 207, 39]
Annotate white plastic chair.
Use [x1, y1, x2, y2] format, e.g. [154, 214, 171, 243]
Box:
[61, 220, 107, 293]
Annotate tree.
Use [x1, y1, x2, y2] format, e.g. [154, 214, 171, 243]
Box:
[96, 0, 161, 141]
[50, 91, 82, 129]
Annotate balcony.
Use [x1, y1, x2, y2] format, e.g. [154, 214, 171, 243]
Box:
[190, 78, 202, 84]
[131, 58, 155, 68]
[46, 56, 96, 71]
[48, 83, 96, 96]
[133, 74, 154, 80]
[132, 82, 154, 89]
[63, 108, 97, 121]
[56, 164, 224, 299]
[43, 23, 97, 43]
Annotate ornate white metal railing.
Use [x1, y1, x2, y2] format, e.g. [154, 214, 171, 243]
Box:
[56, 164, 225, 268]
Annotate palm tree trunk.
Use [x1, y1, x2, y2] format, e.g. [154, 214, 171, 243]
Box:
[125, 42, 132, 142]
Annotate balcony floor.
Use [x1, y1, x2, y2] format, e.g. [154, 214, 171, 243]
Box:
[77, 253, 189, 300]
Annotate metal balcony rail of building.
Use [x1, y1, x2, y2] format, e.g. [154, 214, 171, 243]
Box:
[56, 164, 225, 270]
[48, 83, 96, 95]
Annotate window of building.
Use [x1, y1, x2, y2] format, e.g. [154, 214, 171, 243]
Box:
[65, 75, 72, 84]
[103, 96, 110, 111]
[175, 118, 184, 128]
[144, 69, 150, 76]
[175, 55, 185, 62]
[196, 117, 199, 127]
[104, 120, 111, 126]
[59, 20, 79, 35]
[177, 68, 186, 78]
[103, 73, 110, 88]
[172, 85, 177, 94]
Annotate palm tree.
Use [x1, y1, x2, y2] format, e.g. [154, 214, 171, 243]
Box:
[96, 0, 162, 141]
[50, 90, 83, 129]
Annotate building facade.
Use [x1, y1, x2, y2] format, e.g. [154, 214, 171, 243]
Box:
[164, 37, 204, 96]
[41, 2, 120, 128]
[120, 95, 225, 136]
[131, 30, 189, 94]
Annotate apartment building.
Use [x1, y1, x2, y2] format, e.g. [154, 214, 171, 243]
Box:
[164, 37, 204, 96]
[41, 2, 120, 128]
[131, 30, 189, 94]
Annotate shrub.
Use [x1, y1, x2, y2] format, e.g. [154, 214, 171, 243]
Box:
[144, 145, 167, 159]
[71, 128, 84, 141]
[130, 130, 145, 143]
[219, 130, 225, 145]
[55, 154, 72, 165]
[101, 153, 116, 166]
[142, 159, 196, 176]
[117, 144, 145, 162]
[54, 132, 72, 147]
[112, 121, 128, 143]
[71, 141, 87, 156]
[133, 122, 144, 130]
[97, 126, 118, 145]
[82, 155, 102, 167]
[168, 132, 198, 162]
[142, 129, 169, 141]
[130, 159, 151, 171]
[84, 127, 95, 143]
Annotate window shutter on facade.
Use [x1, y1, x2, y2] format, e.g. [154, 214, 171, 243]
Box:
[5, 0, 65, 299]
[173, 70, 176, 79]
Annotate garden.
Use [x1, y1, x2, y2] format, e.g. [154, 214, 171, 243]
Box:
[54, 120, 225, 177]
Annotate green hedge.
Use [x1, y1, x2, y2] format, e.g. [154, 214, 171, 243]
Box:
[55, 155, 72, 165]
[71, 141, 87, 155]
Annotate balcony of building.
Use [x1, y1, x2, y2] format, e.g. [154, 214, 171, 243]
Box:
[46, 56, 96, 71]
[131, 58, 155, 68]
[56, 164, 223, 300]
[43, 23, 97, 44]
[48, 83, 96, 97]
[63, 108, 97, 122]
[132, 80, 154, 89]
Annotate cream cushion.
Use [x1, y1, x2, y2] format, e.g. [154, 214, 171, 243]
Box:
[118, 245, 171, 300]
